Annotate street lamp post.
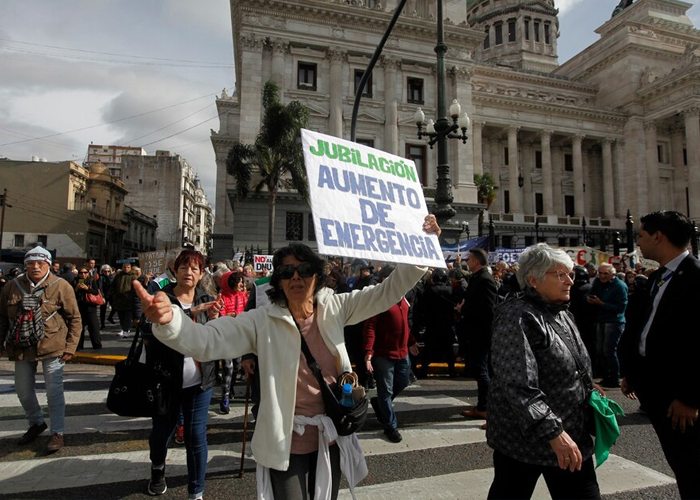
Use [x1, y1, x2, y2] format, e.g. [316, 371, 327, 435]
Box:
[581, 216, 587, 247]
[413, 0, 470, 231]
[488, 216, 496, 251]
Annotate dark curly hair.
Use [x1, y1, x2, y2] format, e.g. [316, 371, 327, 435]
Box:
[267, 244, 327, 306]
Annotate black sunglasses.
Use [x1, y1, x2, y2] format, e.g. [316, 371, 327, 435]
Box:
[277, 262, 315, 279]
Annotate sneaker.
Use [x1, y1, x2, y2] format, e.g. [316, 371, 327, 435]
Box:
[220, 396, 230, 415]
[147, 466, 167, 496]
[46, 433, 64, 452]
[17, 422, 48, 445]
[174, 425, 185, 445]
[370, 396, 387, 426]
[384, 427, 402, 443]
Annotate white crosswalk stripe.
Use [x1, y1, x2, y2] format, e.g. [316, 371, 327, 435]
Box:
[0, 374, 677, 498]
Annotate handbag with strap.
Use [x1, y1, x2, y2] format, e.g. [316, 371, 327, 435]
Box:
[527, 297, 624, 467]
[298, 327, 368, 436]
[84, 290, 106, 306]
[106, 324, 173, 417]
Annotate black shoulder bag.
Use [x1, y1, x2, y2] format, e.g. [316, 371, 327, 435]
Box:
[298, 328, 368, 436]
[107, 323, 174, 417]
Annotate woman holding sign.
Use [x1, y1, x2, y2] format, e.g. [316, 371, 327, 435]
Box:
[135, 215, 441, 500]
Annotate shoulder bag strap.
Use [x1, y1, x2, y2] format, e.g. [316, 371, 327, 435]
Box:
[296, 322, 326, 387]
[125, 322, 143, 361]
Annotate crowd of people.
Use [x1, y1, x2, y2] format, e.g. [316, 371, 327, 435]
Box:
[1, 210, 698, 500]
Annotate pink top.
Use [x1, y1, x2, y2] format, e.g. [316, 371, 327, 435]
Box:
[291, 314, 339, 454]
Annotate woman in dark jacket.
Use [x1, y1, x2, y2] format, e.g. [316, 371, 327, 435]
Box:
[142, 250, 218, 499]
[97, 265, 113, 328]
[487, 244, 602, 500]
[74, 266, 103, 349]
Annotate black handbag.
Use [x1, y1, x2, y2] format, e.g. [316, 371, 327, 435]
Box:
[299, 329, 368, 436]
[106, 324, 173, 417]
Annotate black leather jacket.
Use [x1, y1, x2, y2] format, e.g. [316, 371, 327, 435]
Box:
[142, 284, 217, 397]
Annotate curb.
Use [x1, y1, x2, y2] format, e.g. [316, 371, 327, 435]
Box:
[71, 354, 126, 366]
[71, 354, 467, 374]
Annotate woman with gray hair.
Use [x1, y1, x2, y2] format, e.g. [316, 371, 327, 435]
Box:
[486, 243, 602, 499]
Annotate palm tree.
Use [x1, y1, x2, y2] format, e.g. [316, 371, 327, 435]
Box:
[226, 81, 310, 253]
[474, 173, 498, 237]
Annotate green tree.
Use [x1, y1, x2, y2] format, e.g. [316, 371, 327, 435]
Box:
[474, 173, 498, 236]
[226, 81, 310, 253]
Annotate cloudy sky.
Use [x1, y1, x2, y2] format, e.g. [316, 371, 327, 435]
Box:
[1, 0, 698, 213]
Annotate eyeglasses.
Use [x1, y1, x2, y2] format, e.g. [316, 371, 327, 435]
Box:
[277, 262, 315, 279]
[546, 270, 575, 283]
[78, 271, 88, 274]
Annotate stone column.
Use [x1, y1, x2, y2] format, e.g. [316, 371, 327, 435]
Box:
[685, 107, 700, 220]
[522, 141, 534, 214]
[572, 134, 585, 216]
[583, 145, 594, 217]
[449, 66, 474, 197]
[670, 126, 686, 212]
[645, 120, 660, 212]
[383, 56, 400, 155]
[328, 49, 346, 139]
[601, 138, 615, 219]
[540, 131, 554, 215]
[612, 140, 626, 218]
[552, 146, 563, 215]
[508, 126, 522, 214]
[472, 121, 484, 176]
[270, 38, 288, 90]
[490, 139, 502, 213]
[239, 33, 265, 144]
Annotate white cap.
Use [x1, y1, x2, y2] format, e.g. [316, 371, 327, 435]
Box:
[24, 245, 52, 265]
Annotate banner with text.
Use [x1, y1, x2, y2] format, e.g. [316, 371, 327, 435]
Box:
[253, 255, 274, 274]
[138, 251, 166, 276]
[442, 236, 489, 263]
[302, 129, 445, 268]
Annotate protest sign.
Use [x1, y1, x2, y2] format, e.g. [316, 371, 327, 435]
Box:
[442, 236, 489, 263]
[301, 129, 445, 268]
[253, 255, 274, 274]
[138, 251, 165, 276]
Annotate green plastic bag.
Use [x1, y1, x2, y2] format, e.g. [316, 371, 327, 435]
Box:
[588, 391, 625, 467]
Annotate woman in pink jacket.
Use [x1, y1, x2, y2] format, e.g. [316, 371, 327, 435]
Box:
[218, 271, 248, 413]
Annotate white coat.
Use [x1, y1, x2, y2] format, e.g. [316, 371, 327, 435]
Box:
[153, 263, 425, 471]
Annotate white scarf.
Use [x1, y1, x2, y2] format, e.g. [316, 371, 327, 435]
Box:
[257, 414, 367, 500]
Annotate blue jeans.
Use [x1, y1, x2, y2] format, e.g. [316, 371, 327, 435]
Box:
[372, 356, 411, 430]
[150, 386, 212, 497]
[596, 323, 625, 383]
[15, 357, 66, 435]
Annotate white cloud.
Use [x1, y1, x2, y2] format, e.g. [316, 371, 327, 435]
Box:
[555, 0, 588, 16]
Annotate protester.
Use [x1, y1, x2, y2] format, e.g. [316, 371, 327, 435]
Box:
[140, 249, 219, 498]
[98, 265, 113, 329]
[620, 210, 700, 499]
[486, 243, 601, 500]
[217, 271, 248, 414]
[135, 215, 440, 499]
[110, 263, 135, 338]
[363, 264, 418, 444]
[74, 266, 103, 350]
[0, 246, 82, 452]
[458, 249, 497, 424]
[586, 263, 628, 388]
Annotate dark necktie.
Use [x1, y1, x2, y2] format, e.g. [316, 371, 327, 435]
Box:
[650, 266, 668, 301]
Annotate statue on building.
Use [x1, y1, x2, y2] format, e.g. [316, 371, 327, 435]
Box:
[611, 0, 634, 18]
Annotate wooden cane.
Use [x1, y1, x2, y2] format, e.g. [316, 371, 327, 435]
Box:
[238, 374, 252, 478]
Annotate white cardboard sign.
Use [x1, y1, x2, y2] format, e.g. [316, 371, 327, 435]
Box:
[253, 255, 273, 274]
[301, 129, 445, 268]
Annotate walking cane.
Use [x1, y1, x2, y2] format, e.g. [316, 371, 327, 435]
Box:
[239, 374, 252, 478]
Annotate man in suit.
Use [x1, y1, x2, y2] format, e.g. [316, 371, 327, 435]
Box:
[621, 210, 700, 499]
[459, 249, 497, 422]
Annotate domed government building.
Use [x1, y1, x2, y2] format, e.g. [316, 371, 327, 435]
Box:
[209, 0, 699, 260]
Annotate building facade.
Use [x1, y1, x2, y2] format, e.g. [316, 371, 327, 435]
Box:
[0, 159, 127, 264]
[122, 206, 158, 259]
[85, 144, 147, 179]
[120, 150, 214, 254]
[210, 0, 699, 259]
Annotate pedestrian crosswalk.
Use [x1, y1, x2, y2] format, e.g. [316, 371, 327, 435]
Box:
[0, 363, 678, 499]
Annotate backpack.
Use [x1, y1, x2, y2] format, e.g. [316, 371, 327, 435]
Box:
[5, 277, 59, 349]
